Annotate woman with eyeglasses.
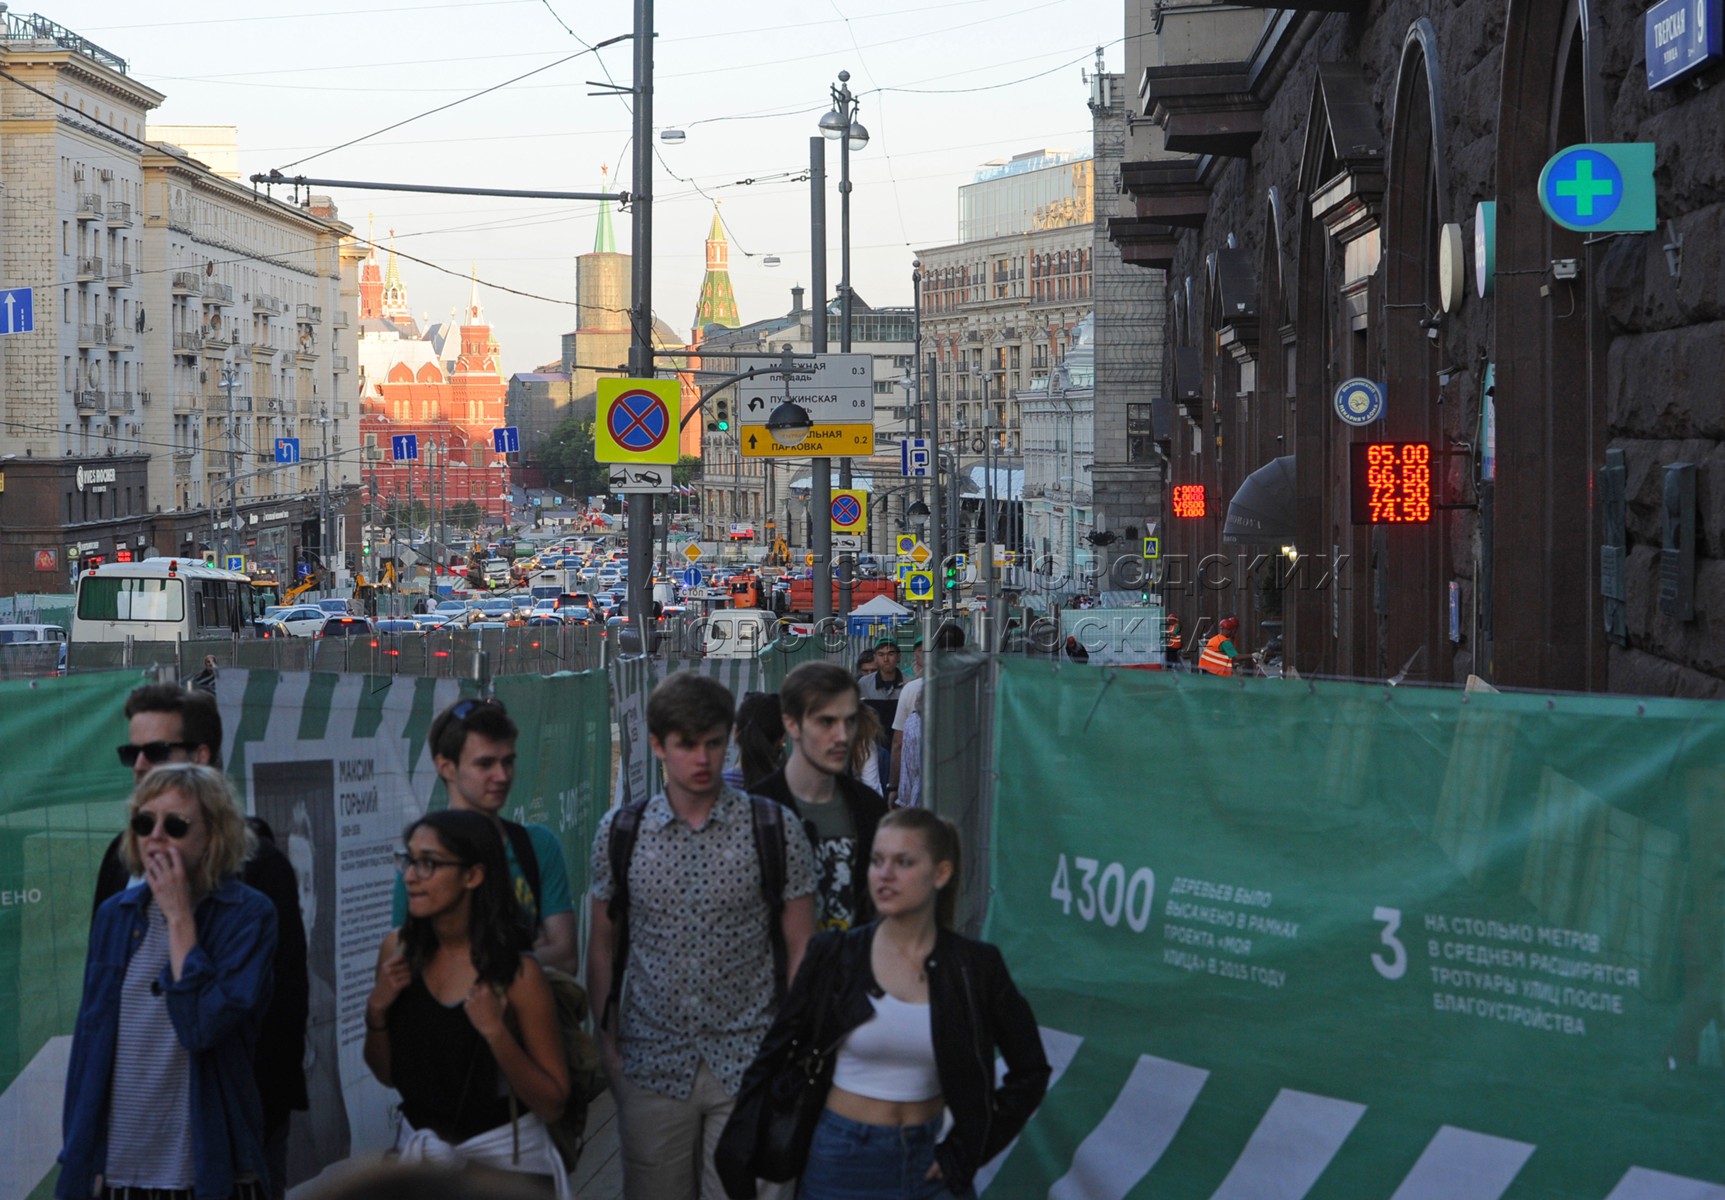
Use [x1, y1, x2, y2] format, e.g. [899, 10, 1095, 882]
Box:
[60, 763, 279, 1200]
[364, 809, 571, 1197]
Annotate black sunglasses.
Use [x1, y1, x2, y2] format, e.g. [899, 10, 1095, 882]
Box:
[130, 811, 196, 839]
[117, 741, 197, 768]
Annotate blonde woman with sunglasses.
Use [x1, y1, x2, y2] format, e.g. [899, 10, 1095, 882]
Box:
[60, 763, 279, 1200]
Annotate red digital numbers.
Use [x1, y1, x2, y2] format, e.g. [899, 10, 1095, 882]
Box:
[1172, 484, 1207, 518]
[1350, 442, 1433, 524]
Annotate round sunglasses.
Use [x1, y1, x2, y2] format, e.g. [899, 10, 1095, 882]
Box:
[130, 811, 197, 839]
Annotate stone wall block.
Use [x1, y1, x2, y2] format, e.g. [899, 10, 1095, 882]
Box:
[1609, 645, 1725, 698]
[1617, 437, 1718, 548]
[1606, 323, 1725, 438]
[1620, 544, 1725, 679]
[1644, 84, 1725, 206]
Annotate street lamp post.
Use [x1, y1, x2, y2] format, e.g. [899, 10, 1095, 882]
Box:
[821, 71, 868, 618]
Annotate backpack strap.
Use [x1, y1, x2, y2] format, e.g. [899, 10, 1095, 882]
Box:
[499, 818, 543, 930]
[602, 800, 648, 1032]
[750, 796, 790, 1002]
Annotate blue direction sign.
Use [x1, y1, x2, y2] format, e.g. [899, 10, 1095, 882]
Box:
[905, 569, 935, 602]
[391, 433, 420, 461]
[274, 437, 301, 464]
[1537, 144, 1657, 233]
[1647, 0, 1722, 88]
[0, 287, 34, 336]
[224, 554, 245, 572]
[492, 426, 520, 454]
[899, 437, 931, 477]
[681, 565, 703, 589]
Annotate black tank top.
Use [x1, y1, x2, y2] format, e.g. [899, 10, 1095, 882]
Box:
[388, 975, 513, 1143]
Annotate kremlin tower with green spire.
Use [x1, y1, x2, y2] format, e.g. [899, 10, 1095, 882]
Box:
[691, 206, 740, 334]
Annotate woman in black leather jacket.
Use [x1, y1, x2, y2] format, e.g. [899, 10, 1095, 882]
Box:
[718, 808, 1050, 1198]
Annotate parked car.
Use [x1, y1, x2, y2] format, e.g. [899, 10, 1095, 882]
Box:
[257, 605, 328, 637]
[315, 598, 360, 617]
[374, 619, 420, 636]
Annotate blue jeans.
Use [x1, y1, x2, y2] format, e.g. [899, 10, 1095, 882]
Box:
[798, 1110, 974, 1200]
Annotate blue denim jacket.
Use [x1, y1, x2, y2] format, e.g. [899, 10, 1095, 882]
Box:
[59, 879, 277, 1200]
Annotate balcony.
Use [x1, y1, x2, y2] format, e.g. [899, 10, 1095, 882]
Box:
[230, 394, 254, 413]
[173, 331, 201, 356]
[172, 271, 202, 296]
[202, 282, 235, 307]
[1141, 63, 1265, 158]
[174, 393, 199, 413]
[294, 334, 319, 361]
[105, 201, 132, 227]
[296, 303, 323, 324]
[103, 324, 132, 351]
[333, 401, 350, 417]
[75, 194, 102, 221]
[75, 390, 102, 411]
[1120, 158, 1210, 229]
[75, 255, 103, 282]
[331, 355, 349, 373]
[137, 389, 152, 407]
[253, 293, 281, 316]
[251, 339, 280, 357]
[333, 311, 350, 329]
[106, 263, 133, 289]
[109, 391, 134, 413]
[78, 323, 104, 348]
[203, 335, 234, 358]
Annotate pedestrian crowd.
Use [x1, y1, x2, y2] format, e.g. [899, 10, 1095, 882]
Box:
[56, 621, 1047, 1200]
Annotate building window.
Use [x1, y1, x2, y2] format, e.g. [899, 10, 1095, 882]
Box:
[1127, 403, 1153, 463]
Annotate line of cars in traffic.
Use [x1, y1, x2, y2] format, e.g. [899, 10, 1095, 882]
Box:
[254, 591, 625, 639]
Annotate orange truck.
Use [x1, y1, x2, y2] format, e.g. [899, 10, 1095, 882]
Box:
[785, 576, 900, 618]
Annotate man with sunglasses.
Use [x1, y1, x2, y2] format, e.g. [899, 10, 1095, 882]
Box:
[92, 684, 309, 1200]
[389, 696, 579, 975]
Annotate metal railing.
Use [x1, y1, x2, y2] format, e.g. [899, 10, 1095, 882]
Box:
[76, 255, 103, 280]
[109, 390, 133, 412]
[172, 271, 202, 295]
[78, 323, 104, 345]
[75, 390, 101, 410]
[106, 201, 132, 227]
[75, 193, 103, 220]
[203, 282, 234, 306]
[331, 355, 349, 372]
[107, 263, 134, 288]
[296, 303, 323, 323]
[253, 293, 281, 315]
[173, 332, 201, 354]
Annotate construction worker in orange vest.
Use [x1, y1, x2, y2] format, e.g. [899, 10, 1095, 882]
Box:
[1163, 614, 1184, 670]
[1199, 616, 1241, 675]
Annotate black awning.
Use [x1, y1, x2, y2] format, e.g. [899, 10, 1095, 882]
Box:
[1224, 455, 1297, 544]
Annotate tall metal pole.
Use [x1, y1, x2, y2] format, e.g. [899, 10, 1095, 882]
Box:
[836, 72, 855, 618]
[320, 404, 331, 582]
[626, 0, 656, 648]
[982, 388, 998, 645]
[809, 136, 832, 627]
[222, 365, 240, 565]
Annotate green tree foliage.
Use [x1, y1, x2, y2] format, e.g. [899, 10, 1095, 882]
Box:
[535, 417, 609, 499]
[674, 454, 700, 487]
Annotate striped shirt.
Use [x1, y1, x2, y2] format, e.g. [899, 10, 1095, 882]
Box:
[105, 900, 196, 1189]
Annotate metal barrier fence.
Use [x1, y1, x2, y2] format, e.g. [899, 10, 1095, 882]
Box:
[68, 626, 604, 680]
[923, 648, 995, 937]
[0, 643, 62, 679]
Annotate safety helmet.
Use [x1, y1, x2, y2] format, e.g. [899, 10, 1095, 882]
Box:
[1219, 616, 1240, 634]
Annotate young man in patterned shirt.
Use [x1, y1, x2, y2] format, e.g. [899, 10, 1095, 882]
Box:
[588, 671, 817, 1200]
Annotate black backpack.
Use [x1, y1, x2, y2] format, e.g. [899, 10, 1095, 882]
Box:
[601, 796, 790, 1031]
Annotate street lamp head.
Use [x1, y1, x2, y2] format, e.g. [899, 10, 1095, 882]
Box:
[659, 128, 687, 144]
[819, 107, 848, 140]
[846, 120, 870, 152]
[766, 400, 813, 448]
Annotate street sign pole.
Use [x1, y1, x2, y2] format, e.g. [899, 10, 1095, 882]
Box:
[626, 0, 657, 655]
[809, 136, 832, 627]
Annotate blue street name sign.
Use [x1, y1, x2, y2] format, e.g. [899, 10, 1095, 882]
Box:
[1646, 0, 1722, 89]
[391, 433, 420, 461]
[274, 437, 301, 464]
[492, 426, 520, 454]
[900, 437, 931, 477]
[1537, 144, 1657, 233]
[0, 287, 35, 336]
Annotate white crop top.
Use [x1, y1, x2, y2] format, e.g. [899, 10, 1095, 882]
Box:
[831, 992, 941, 1102]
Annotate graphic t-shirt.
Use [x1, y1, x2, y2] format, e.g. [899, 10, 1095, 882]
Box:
[799, 798, 859, 932]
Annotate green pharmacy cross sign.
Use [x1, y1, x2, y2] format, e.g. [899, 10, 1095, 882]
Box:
[1538, 144, 1657, 232]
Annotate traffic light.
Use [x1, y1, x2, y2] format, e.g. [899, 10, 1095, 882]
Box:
[944, 561, 959, 591]
[715, 399, 731, 432]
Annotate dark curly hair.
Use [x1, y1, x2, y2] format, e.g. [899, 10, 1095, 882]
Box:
[398, 809, 530, 988]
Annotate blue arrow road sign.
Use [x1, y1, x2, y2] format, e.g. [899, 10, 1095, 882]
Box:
[681, 566, 703, 588]
[274, 437, 301, 464]
[391, 434, 420, 461]
[493, 426, 520, 454]
[900, 437, 931, 477]
[0, 287, 35, 336]
[224, 554, 245, 572]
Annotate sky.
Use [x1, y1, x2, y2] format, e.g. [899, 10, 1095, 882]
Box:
[67, 0, 1126, 376]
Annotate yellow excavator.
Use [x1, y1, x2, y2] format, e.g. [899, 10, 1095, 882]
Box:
[283, 575, 318, 602]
